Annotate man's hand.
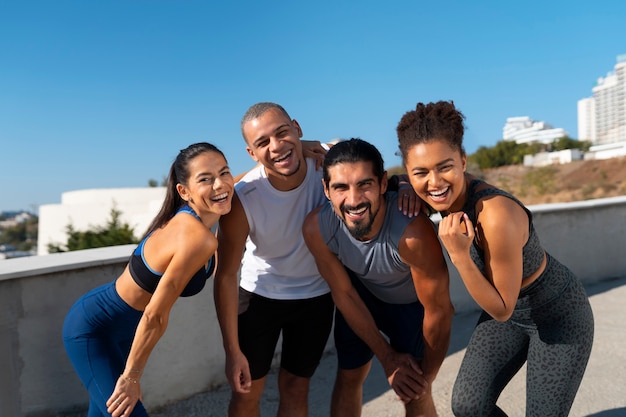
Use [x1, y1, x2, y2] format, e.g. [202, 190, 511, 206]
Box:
[382, 351, 429, 403]
[225, 350, 252, 394]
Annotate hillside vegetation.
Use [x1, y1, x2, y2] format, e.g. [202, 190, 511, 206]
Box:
[476, 156, 626, 205]
[389, 156, 626, 206]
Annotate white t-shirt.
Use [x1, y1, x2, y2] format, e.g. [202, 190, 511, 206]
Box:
[235, 158, 330, 300]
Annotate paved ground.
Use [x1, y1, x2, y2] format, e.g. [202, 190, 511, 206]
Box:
[67, 276, 624, 417]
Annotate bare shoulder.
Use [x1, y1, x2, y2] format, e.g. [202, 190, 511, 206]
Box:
[400, 214, 441, 254]
[302, 205, 323, 232]
[476, 192, 528, 230]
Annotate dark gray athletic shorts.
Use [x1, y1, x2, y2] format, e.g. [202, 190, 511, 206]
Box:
[334, 269, 425, 370]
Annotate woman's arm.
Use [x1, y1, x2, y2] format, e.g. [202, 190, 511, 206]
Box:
[438, 196, 528, 321]
[106, 218, 217, 417]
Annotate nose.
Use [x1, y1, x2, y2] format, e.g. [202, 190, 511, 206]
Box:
[213, 174, 232, 190]
[269, 136, 282, 152]
[427, 171, 441, 187]
[346, 187, 362, 207]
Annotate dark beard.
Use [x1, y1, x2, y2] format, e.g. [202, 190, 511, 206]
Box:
[342, 203, 378, 240]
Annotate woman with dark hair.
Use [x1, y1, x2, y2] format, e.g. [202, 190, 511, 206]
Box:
[396, 101, 594, 417]
[63, 142, 234, 417]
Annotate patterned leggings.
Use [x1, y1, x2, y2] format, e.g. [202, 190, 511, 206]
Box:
[451, 254, 594, 417]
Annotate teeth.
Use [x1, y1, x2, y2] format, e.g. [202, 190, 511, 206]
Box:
[430, 187, 448, 197]
[347, 207, 367, 216]
[212, 193, 228, 201]
[273, 150, 291, 162]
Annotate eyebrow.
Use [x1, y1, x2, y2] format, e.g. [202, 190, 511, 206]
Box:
[329, 177, 375, 189]
[411, 157, 455, 170]
[252, 123, 290, 147]
[195, 165, 230, 179]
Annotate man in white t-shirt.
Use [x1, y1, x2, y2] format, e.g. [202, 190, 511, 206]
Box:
[214, 102, 334, 417]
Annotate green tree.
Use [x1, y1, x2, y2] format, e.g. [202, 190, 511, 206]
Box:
[0, 216, 38, 251]
[47, 207, 138, 253]
[550, 136, 591, 152]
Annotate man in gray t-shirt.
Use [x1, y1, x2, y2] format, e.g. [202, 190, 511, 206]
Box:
[303, 138, 453, 417]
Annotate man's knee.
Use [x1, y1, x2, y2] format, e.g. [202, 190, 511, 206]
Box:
[336, 362, 371, 387]
[278, 368, 311, 398]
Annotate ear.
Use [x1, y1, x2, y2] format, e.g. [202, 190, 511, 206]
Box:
[246, 146, 259, 162]
[461, 153, 467, 172]
[292, 119, 303, 138]
[380, 171, 388, 194]
[322, 178, 331, 200]
[176, 183, 189, 202]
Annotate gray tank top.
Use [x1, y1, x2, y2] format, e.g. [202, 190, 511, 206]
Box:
[317, 191, 418, 304]
[460, 179, 544, 279]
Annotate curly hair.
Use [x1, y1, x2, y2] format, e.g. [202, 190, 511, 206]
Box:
[396, 100, 466, 162]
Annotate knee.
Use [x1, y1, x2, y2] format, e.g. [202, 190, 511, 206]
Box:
[278, 371, 311, 398]
[451, 389, 480, 417]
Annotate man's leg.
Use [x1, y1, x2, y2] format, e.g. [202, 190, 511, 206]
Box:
[228, 376, 267, 417]
[331, 361, 372, 417]
[276, 368, 312, 417]
[405, 386, 437, 417]
[279, 293, 334, 417]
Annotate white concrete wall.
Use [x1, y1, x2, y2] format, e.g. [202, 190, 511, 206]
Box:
[2, 195, 626, 416]
[37, 188, 166, 255]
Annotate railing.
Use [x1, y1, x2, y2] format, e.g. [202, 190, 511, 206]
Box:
[1, 195, 625, 416]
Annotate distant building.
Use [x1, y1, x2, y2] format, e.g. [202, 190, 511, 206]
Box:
[0, 211, 36, 228]
[577, 97, 596, 142]
[578, 54, 626, 146]
[502, 116, 569, 145]
[37, 187, 166, 255]
[523, 149, 583, 167]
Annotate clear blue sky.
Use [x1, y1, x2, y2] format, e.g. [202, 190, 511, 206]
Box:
[1, 1, 624, 213]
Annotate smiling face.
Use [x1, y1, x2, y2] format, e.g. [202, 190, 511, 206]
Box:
[177, 151, 234, 217]
[242, 107, 305, 189]
[404, 139, 467, 213]
[324, 161, 388, 241]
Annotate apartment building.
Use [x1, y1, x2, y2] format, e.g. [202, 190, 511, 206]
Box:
[578, 54, 626, 145]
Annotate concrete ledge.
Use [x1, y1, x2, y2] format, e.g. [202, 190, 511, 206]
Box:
[2, 196, 626, 416]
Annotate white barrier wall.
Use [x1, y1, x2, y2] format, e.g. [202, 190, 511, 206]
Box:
[0, 246, 225, 417]
[1, 195, 625, 416]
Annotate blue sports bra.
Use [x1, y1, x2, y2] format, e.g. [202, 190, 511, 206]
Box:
[129, 205, 215, 297]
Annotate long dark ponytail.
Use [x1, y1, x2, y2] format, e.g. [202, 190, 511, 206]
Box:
[141, 142, 225, 238]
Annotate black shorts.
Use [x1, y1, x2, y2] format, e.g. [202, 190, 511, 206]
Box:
[334, 270, 425, 370]
[238, 288, 334, 380]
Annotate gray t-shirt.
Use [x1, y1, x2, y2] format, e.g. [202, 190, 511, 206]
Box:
[317, 191, 419, 304]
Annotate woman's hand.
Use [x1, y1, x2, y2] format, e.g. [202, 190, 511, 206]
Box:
[396, 184, 423, 218]
[438, 212, 474, 263]
[106, 375, 143, 417]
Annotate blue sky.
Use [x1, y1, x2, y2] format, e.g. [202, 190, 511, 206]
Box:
[1, 1, 625, 213]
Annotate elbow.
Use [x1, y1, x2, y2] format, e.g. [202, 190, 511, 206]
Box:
[491, 306, 514, 322]
[492, 311, 513, 322]
[141, 308, 169, 333]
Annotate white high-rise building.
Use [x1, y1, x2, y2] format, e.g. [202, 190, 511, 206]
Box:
[577, 97, 596, 142]
[502, 116, 568, 145]
[578, 54, 626, 145]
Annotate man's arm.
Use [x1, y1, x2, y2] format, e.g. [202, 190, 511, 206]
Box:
[213, 192, 251, 393]
[399, 214, 454, 383]
[302, 207, 428, 402]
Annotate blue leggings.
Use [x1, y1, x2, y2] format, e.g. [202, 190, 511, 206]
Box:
[63, 281, 148, 417]
[451, 254, 594, 417]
